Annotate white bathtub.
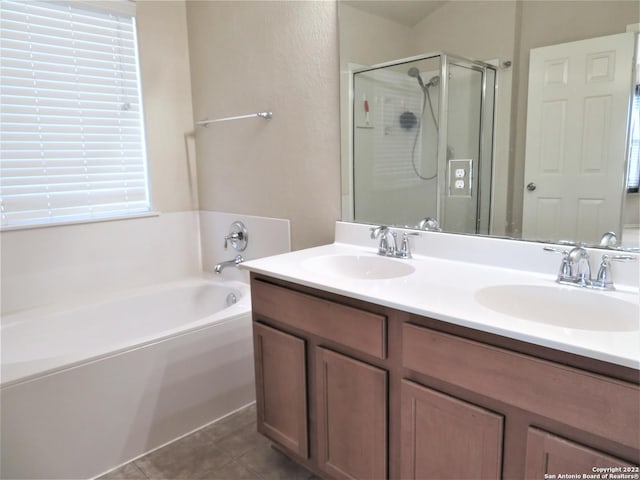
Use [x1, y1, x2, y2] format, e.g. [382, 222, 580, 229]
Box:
[0, 277, 255, 479]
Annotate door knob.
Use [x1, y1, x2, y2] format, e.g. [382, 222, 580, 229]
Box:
[526, 182, 537, 191]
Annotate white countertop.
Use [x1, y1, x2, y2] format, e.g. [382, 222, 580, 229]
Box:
[242, 226, 640, 370]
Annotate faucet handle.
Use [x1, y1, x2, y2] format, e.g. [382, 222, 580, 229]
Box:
[543, 246, 571, 279]
[370, 225, 388, 239]
[224, 221, 248, 251]
[370, 226, 391, 255]
[398, 231, 420, 259]
[594, 254, 636, 290]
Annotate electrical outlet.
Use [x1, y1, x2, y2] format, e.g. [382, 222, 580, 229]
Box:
[448, 159, 473, 197]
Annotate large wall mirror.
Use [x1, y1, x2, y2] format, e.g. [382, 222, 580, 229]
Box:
[338, 0, 640, 249]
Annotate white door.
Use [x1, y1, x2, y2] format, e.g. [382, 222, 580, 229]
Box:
[522, 32, 635, 244]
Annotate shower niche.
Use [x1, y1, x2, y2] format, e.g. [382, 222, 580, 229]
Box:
[349, 53, 497, 234]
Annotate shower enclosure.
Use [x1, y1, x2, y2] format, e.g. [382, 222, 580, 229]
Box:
[350, 53, 497, 234]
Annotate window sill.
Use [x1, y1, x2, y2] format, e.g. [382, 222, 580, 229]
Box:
[0, 211, 161, 232]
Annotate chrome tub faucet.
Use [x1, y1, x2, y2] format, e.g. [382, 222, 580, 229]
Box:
[214, 254, 244, 274]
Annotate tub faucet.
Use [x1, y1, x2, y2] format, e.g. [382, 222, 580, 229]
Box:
[214, 255, 244, 274]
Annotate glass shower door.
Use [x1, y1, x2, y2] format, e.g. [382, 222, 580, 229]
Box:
[439, 58, 495, 235]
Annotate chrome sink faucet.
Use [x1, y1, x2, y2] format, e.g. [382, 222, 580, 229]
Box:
[544, 246, 635, 290]
[370, 226, 418, 259]
[567, 246, 591, 286]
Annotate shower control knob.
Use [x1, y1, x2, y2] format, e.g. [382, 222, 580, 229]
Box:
[526, 182, 537, 191]
[224, 221, 248, 251]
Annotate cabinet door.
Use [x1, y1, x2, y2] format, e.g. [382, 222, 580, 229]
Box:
[525, 428, 635, 478]
[400, 379, 503, 480]
[316, 347, 387, 480]
[254, 322, 308, 458]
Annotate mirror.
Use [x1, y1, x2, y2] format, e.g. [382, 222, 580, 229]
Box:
[338, 0, 640, 248]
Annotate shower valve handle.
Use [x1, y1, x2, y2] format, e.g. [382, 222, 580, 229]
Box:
[223, 221, 248, 251]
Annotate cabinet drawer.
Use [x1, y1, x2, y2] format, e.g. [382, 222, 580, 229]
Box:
[402, 323, 640, 449]
[252, 279, 387, 359]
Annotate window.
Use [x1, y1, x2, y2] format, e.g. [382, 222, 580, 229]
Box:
[0, 0, 150, 229]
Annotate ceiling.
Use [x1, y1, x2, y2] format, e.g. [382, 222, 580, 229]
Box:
[341, 1, 448, 27]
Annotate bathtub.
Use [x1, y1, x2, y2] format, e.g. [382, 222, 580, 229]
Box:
[0, 277, 255, 479]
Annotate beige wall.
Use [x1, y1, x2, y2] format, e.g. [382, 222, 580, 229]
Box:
[338, 3, 412, 67]
[137, 0, 197, 212]
[409, 1, 517, 61]
[186, 0, 341, 250]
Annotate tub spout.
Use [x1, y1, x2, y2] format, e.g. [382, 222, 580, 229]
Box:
[214, 255, 244, 274]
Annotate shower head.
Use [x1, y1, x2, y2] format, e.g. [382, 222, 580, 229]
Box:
[407, 67, 425, 90]
[408, 68, 440, 89]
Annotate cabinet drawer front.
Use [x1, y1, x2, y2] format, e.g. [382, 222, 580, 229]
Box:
[254, 323, 308, 458]
[402, 323, 640, 449]
[525, 428, 635, 478]
[401, 379, 503, 480]
[253, 279, 387, 359]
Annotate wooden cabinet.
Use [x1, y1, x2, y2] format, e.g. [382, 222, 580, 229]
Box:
[250, 274, 640, 480]
[525, 428, 635, 478]
[402, 323, 640, 450]
[400, 379, 503, 480]
[253, 322, 308, 458]
[316, 347, 387, 480]
[251, 277, 390, 479]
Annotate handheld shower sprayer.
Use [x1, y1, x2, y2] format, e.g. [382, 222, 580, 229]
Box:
[407, 67, 439, 89]
[408, 67, 425, 90]
[406, 66, 441, 182]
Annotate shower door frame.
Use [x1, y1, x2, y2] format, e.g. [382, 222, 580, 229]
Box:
[437, 54, 498, 235]
[348, 52, 497, 232]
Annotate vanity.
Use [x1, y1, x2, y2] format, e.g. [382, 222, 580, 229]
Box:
[242, 222, 640, 480]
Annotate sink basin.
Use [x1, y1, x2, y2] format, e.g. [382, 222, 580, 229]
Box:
[475, 285, 639, 332]
[302, 254, 415, 280]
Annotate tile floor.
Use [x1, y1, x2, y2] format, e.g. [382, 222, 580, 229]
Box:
[99, 404, 318, 480]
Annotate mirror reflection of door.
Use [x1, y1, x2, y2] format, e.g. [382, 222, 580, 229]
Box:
[522, 32, 636, 244]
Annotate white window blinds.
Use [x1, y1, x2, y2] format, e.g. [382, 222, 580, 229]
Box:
[0, 0, 150, 228]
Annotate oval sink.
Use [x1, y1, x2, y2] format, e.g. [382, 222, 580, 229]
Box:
[302, 254, 415, 280]
[475, 285, 639, 332]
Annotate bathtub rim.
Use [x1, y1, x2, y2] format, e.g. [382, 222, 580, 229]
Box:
[1, 275, 251, 389]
